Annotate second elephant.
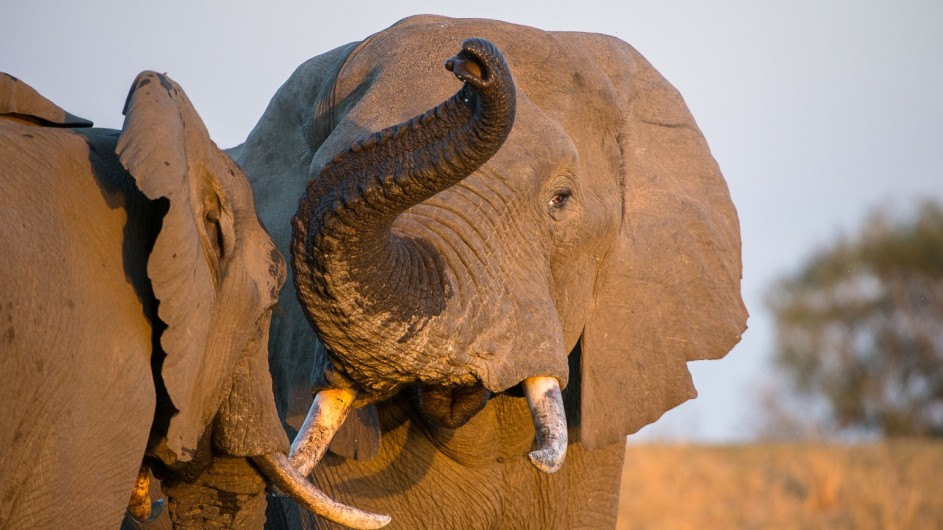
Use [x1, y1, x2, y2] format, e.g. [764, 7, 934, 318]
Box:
[0, 72, 387, 530]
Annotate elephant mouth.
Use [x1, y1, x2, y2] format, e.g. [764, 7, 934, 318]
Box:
[289, 374, 569, 482]
[413, 382, 491, 428]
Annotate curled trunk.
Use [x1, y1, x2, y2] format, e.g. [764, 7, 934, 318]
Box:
[291, 37, 517, 397]
[290, 36, 571, 478]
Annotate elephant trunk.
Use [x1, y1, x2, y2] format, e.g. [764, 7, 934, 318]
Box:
[291, 37, 516, 396]
[161, 456, 269, 529]
[158, 452, 389, 529]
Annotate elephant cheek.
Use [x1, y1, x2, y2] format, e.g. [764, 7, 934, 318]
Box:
[550, 251, 607, 351]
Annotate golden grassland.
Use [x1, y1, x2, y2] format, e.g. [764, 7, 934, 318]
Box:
[616, 440, 943, 530]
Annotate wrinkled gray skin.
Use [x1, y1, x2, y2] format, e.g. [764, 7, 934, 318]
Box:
[233, 16, 748, 529]
[0, 71, 290, 528]
[0, 13, 747, 529]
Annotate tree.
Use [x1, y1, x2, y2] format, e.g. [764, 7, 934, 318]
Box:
[765, 201, 943, 438]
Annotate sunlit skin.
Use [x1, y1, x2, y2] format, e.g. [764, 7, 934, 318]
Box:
[237, 16, 745, 528]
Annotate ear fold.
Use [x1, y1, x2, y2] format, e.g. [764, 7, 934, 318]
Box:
[117, 71, 287, 462]
[567, 35, 748, 449]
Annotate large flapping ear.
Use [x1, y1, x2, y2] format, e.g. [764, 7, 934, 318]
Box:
[0, 72, 93, 127]
[118, 71, 286, 462]
[566, 34, 748, 450]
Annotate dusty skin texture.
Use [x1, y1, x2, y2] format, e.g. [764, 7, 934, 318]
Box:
[0, 72, 289, 528]
[3, 13, 746, 529]
[234, 15, 746, 529]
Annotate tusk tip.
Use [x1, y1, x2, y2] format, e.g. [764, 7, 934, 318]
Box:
[254, 452, 391, 529]
[127, 498, 165, 523]
[522, 376, 568, 474]
[528, 448, 565, 474]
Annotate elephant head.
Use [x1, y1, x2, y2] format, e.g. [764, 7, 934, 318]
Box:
[240, 15, 747, 483]
[116, 70, 288, 475]
[0, 72, 387, 529]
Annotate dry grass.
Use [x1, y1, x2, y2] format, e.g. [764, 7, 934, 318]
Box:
[616, 440, 943, 530]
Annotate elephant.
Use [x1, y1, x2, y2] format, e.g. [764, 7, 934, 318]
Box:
[0, 72, 388, 529]
[228, 15, 748, 529]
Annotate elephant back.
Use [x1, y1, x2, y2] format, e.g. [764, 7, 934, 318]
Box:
[0, 72, 93, 127]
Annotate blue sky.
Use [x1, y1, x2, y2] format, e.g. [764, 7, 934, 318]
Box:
[4, 0, 941, 441]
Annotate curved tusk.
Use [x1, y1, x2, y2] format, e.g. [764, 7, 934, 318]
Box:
[522, 376, 568, 474]
[126, 463, 165, 523]
[253, 453, 390, 529]
[290, 386, 357, 477]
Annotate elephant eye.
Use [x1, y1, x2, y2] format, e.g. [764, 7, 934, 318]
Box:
[549, 189, 572, 209]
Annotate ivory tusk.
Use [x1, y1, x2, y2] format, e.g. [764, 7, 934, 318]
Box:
[290, 386, 357, 477]
[252, 453, 390, 529]
[522, 376, 568, 474]
[126, 463, 165, 523]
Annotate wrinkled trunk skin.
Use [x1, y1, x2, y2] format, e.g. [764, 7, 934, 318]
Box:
[162, 456, 268, 529]
[291, 38, 517, 398]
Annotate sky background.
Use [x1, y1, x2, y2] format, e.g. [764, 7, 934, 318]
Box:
[3, 1, 941, 442]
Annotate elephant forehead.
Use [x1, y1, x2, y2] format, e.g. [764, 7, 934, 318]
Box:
[333, 17, 615, 132]
[487, 90, 622, 203]
[497, 94, 579, 168]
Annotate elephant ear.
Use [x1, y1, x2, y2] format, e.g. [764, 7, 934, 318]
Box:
[568, 34, 748, 449]
[0, 72, 93, 127]
[117, 71, 286, 462]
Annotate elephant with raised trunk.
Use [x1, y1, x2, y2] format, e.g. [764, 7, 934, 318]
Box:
[235, 15, 748, 529]
[0, 72, 386, 529]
